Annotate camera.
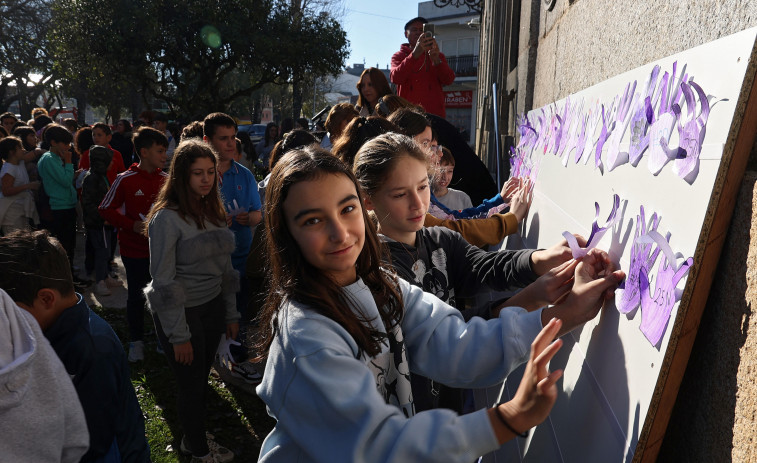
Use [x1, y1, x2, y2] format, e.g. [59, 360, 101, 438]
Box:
[423, 23, 435, 38]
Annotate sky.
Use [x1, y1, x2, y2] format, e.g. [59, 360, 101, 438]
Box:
[341, 1, 424, 70]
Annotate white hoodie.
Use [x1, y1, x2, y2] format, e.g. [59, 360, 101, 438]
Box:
[0, 289, 89, 462]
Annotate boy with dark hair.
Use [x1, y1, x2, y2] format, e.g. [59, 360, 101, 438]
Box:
[202, 111, 237, 139]
[37, 124, 78, 275]
[0, 230, 150, 462]
[433, 146, 473, 211]
[100, 126, 169, 362]
[82, 145, 117, 296]
[202, 111, 263, 383]
[152, 111, 176, 166]
[1, 112, 18, 136]
[79, 122, 125, 184]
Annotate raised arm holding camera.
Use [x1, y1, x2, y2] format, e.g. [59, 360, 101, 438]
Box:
[390, 16, 455, 118]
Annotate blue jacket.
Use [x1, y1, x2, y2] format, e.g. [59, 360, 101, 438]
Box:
[430, 191, 504, 219]
[219, 161, 262, 268]
[44, 294, 150, 462]
[256, 278, 544, 462]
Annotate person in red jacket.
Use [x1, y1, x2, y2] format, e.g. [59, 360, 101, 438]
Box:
[390, 16, 456, 119]
[78, 123, 125, 183]
[99, 127, 168, 362]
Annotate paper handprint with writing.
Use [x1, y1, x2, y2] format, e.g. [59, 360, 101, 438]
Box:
[636, 230, 693, 346]
[616, 206, 663, 315]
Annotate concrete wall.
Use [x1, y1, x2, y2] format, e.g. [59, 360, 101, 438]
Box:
[529, 0, 757, 108]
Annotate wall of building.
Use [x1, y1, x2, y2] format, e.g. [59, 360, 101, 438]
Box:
[474, 0, 757, 459]
[531, 0, 757, 108]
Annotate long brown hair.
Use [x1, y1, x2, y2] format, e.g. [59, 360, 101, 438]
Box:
[257, 145, 404, 359]
[145, 138, 226, 230]
[356, 67, 393, 113]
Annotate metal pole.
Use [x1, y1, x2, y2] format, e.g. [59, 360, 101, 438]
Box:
[492, 82, 501, 187]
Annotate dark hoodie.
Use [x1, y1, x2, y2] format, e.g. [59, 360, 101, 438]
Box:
[81, 145, 112, 229]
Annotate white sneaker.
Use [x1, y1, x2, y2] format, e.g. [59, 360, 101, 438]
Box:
[180, 433, 234, 462]
[105, 276, 120, 287]
[94, 280, 111, 296]
[128, 341, 145, 362]
[224, 359, 263, 384]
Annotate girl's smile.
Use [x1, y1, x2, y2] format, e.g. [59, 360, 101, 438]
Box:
[283, 172, 365, 286]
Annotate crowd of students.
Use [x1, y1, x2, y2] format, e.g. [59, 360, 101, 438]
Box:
[0, 89, 624, 462]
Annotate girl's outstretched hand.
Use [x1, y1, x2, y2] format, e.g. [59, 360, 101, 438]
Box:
[500, 177, 522, 203]
[530, 234, 587, 276]
[501, 258, 577, 313]
[542, 248, 625, 334]
[509, 180, 533, 223]
[491, 317, 563, 443]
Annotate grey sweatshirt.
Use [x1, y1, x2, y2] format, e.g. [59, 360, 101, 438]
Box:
[0, 289, 89, 462]
[144, 208, 240, 344]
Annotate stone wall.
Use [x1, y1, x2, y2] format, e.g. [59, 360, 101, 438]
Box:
[659, 167, 757, 461]
[530, 0, 757, 108]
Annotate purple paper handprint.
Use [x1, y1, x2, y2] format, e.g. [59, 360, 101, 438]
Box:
[605, 80, 637, 172]
[647, 62, 689, 175]
[554, 97, 573, 163]
[672, 80, 710, 185]
[628, 65, 661, 166]
[616, 206, 663, 315]
[563, 194, 621, 259]
[594, 103, 615, 173]
[637, 230, 693, 346]
[578, 104, 601, 165]
[561, 98, 585, 164]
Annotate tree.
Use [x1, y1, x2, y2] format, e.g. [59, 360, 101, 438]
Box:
[50, 0, 349, 118]
[0, 0, 59, 119]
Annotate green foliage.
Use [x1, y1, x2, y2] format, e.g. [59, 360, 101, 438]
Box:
[0, 0, 58, 116]
[49, 0, 349, 117]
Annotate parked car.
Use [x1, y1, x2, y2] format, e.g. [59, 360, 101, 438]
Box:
[238, 123, 268, 143]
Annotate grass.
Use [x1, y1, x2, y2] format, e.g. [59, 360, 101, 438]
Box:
[90, 305, 275, 462]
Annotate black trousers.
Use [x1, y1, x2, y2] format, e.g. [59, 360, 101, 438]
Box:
[153, 293, 225, 457]
[50, 208, 76, 269]
[122, 256, 150, 342]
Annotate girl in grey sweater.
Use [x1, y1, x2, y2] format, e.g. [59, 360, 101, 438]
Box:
[144, 139, 238, 463]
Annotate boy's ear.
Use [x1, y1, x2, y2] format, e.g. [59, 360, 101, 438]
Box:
[35, 288, 58, 311]
[16, 288, 58, 329]
[363, 195, 375, 211]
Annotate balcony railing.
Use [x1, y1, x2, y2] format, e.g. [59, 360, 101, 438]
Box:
[446, 55, 479, 77]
